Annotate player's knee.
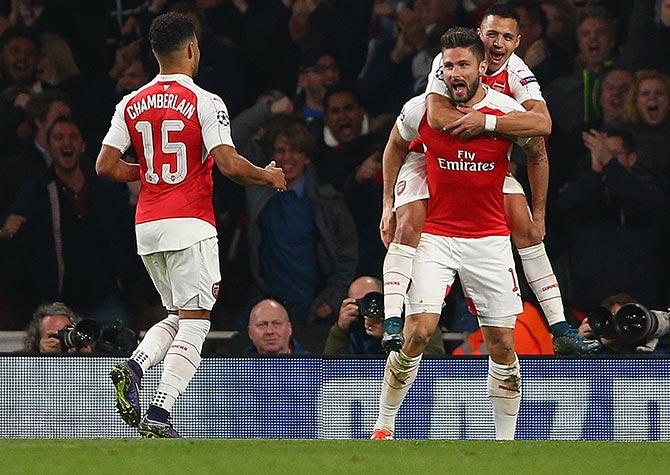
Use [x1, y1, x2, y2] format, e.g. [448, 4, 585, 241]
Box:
[511, 222, 543, 248]
[487, 340, 516, 363]
[395, 218, 423, 246]
[404, 327, 433, 354]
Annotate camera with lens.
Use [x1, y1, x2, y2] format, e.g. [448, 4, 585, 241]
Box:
[95, 319, 138, 356]
[56, 318, 101, 352]
[588, 303, 670, 352]
[356, 291, 384, 320]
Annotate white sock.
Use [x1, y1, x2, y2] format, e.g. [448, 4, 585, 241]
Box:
[151, 319, 210, 413]
[488, 355, 521, 440]
[383, 243, 416, 319]
[374, 350, 422, 432]
[517, 243, 565, 326]
[130, 313, 180, 373]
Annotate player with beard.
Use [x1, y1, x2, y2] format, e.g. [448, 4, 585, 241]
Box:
[373, 27, 527, 441]
[96, 12, 286, 438]
[380, 3, 600, 356]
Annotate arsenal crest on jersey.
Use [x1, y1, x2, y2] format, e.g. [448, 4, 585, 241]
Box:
[212, 281, 221, 299]
[491, 81, 506, 92]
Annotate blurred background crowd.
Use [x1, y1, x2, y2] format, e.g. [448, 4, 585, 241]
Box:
[1, 0, 669, 356]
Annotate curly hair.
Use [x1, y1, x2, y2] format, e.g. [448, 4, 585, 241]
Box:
[622, 70, 670, 124]
[149, 12, 195, 56]
[23, 302, 78, 353]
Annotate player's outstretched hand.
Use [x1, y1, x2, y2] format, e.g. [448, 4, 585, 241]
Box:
[379, 205, 396, 249]
[265, 160, 287, 192]
[444, 106, 485, 138]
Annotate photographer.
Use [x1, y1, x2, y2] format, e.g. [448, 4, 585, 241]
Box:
[322, 276, 445, 356]
[580, 293, 670, 355]
[22, 302, 94, 354]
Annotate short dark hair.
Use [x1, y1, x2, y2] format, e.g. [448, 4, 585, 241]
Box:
[323, 82, 361, 112]
[47, 116, 81, 144]
[605, 127, 637, 154]
[149, 12, 196, 56]
[23, 302, 78, 353]
[440, 27, 485, 63]
[482, 3, 521, 25]
[25, 90, 71, 127]
[0, 26, 39, 52]
[577, 6, 615, 37]
[508, 0, 547, 34]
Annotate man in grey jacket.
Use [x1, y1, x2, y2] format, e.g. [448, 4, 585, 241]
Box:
[232, 98, 358, 349]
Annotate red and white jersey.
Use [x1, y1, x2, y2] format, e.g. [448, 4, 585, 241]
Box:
[102, 73, 234, 255]
[396, 87, 525, 238]
[426, 52, 544, 105]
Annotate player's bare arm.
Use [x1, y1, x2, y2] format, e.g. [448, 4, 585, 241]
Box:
[425, 93, 464, 130]
[95, 144, 141, 182]
[380, 124, 410, 248]
[211, 144, 287, 191]
[444, 97, 551, 138]
[521, 135, 549, 236]
[494, 98, 551, 136]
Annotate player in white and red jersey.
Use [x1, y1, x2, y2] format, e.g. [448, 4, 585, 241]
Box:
[372, 29, 524, 441]
[96, 12, 286, 438]
[380, 4, 600, 357]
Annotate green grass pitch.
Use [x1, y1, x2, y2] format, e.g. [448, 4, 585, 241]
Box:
[2, 439, 668, 475]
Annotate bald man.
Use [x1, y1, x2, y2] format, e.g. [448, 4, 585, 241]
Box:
[323, 276, 445, 355]
[246, 299, 311, 355]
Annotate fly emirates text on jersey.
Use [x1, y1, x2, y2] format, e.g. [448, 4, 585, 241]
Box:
[436, 150, 496, 172]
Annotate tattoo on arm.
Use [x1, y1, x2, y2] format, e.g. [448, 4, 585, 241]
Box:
[523, 137, 548, 165]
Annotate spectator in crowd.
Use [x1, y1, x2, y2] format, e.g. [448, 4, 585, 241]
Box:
[0, 82, 32, 160]
[36, 32, 80, 88]
[358, 0, 470, 115]
[287, 0, 372, 83]
[0, 89, 71, 214]
[546, 6, 618, 189]
[558, 128, 666, 310]
[169, 1, 247, 117]
[1, 117, 133, 325]
[245, 299, 310, 356]
[323, 275, 445, 356]
[509, 0, 571, 87]
[316, 84, 387, 277]
[316, 85, 375, 189]
[232, 107, 357, 350]
[597, 67, 633, 130]
[22, 301, 93, 354]
[296, 46, 340, 124]
[621, 69, 670, 185]
[621, 0, 670, 74]
[539, 0, 577, 61]
[0, 26, 41, 90]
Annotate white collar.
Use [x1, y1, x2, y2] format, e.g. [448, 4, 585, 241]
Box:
[323, 114, 370, 148]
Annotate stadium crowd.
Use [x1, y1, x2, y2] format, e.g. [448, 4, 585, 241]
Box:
[1, 0, 669, 356]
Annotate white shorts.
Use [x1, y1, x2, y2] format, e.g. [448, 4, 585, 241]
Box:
[406, 233, 522, 327]
[141, 237, 221, 311]
[502, 173, 525, 195]
[393, 151, 429, 210]
[394, 155, 525, 210]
